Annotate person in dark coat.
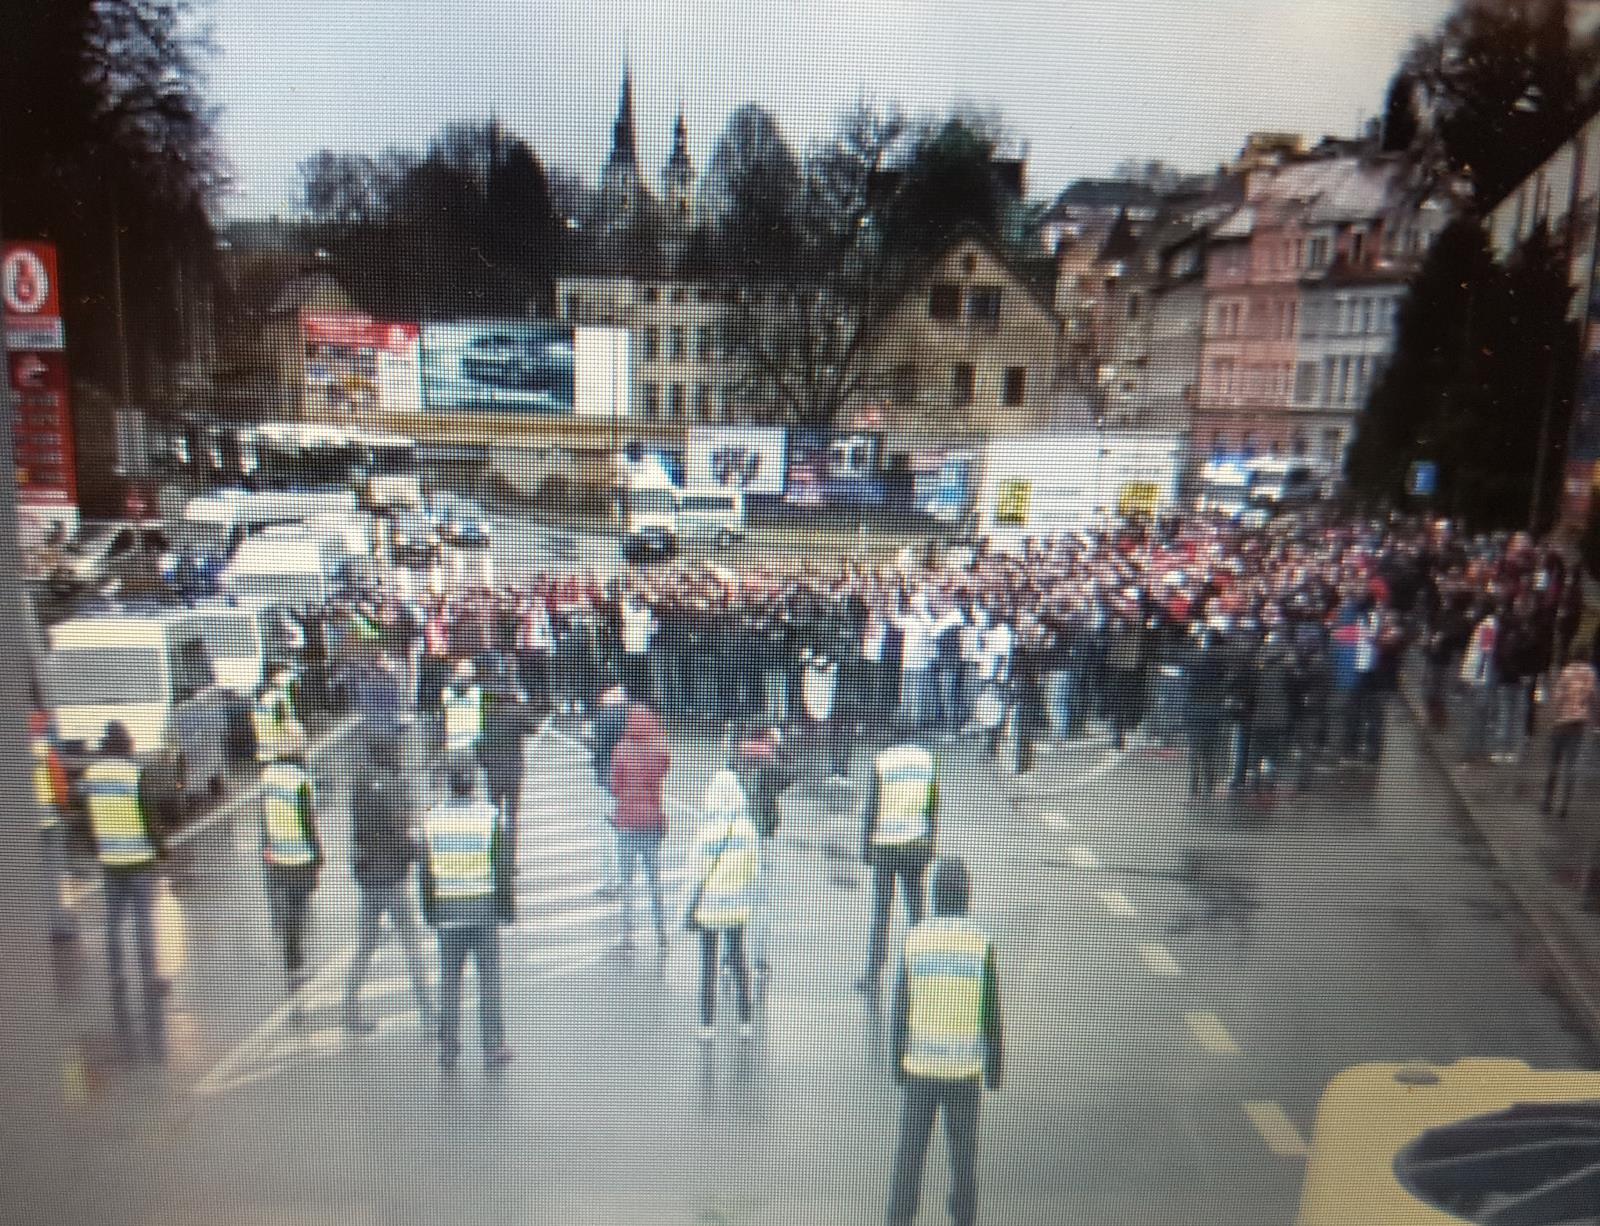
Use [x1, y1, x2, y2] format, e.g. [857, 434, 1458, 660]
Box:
[476, 654, 536, 861]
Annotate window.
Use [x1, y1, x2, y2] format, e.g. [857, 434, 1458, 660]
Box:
[719, 384, 738, 418]
[641, 327, 659, 362]
[1308, 236, 1331, 267]
[1126, 294, 1142, 320]
[952, 363, 975, 405]
[1003, 366, 1026, 407]
[967, 286, 1002, 328]
[642, 285, 660, 303]
[1294, 361, 1318, 405]
[1335, 298, 1351, 334]
[642, 381, 660, 418]
[668, 383, 686, 419]
[961, 252, 977, 276]
[928, 283, 960, 321]
[564, 294, 581, 321]
[1350, 230, 1367, 265]
[696, 326, 715, 362]
[693, 383, 711, 421]
[890, 362, 917, 404]
[668, 326, 685, 360]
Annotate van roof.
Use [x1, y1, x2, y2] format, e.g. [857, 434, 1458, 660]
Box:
[49, 615, 178, 650]
[223, 539, 327, 575]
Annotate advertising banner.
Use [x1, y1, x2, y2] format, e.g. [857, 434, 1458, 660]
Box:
[302, 310, 422, 418]
[4, 241, 77, 519]
[909, 447, 976, 523]
[420, 320, 576, 414]
[686, 426, 787, 496]
[785, 429, 884, 507]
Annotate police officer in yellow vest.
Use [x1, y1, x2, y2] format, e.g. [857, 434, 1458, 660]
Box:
[30, 708, 78, 942]
[886, 855, 1003, 1226]
[259, 728, 323, 1018]
[683, 769, 761, 1040]
[854, 738, 938, 995]
[81, 721, 167, 1057]
[420, 764, 514, 1073]
[440, 660, 483, 762]
[252, 667, 305, 764]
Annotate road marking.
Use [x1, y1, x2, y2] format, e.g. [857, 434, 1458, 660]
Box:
[1185, 1011, 1241, 1056]
[1243, 1102, 1309, 1157]
[518, 867, 687, 907]
[1038, 812, 1074, 830]
[1097, 889, 1138, 918]
[1066, 844, 1101, 871]
[171, 716, 360, 849]
[1137, 942, 1182, 977]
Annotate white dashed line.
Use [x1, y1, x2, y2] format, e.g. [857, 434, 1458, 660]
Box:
[1137, 942, 1182, 977]
[1185, 1011, 1242, 1056]
[1096, 888, 1138, 919]
[1243, 1101, 1309, 1157]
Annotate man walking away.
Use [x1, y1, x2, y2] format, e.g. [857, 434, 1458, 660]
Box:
[1544, 647, 1597, 820]
[420, 765, 514, 1073]
[477, 654, 535, 861]
[343, 737, 435, 1035]
[590, 683, 630, 898]
[854, 736, 937, 995]
[610, 701, 672, 952]
[683, 769, 760, 1041]
[886, 855, 1003, 1226]
[80, 721, 167, 1057]
[259, 730, 324, 1022]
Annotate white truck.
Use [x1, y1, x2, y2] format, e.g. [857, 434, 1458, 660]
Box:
[974, 430, 1187, 541]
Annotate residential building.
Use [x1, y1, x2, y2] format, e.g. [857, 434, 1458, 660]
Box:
[557, 271, 737, 423]
[869, 234, 1066, 436]
[1487, 97, 1600, 525]
[1193, 150, 1445, 469]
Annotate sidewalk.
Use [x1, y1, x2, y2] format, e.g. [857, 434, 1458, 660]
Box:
[1400, 672, 1600, 1040]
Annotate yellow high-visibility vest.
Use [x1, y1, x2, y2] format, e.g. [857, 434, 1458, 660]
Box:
[31, 734, 62, 831]
[691, 816, 759, 929]
[82, 758, 155, 869]
[873, 745, 934, 846]
[442, 685, 483, 754]
[261, 762, 315, 868]
[425, 802, 495, 901]
[902, 916, 990, 1081]
[252, 682, 300, 762]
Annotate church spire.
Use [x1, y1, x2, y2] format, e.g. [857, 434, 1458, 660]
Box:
[662, 102, 695, 223]
[608, 62, 638, 171]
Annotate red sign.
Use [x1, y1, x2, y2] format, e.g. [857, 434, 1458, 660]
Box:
[4, 241, 76, 508]
[301, 309, 418, 354]
[3, 241, 64, 351]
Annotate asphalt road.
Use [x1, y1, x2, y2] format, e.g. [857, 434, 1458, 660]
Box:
[44, 707, 1598, 1226]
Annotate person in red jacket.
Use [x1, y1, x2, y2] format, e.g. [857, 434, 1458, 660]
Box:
[609, 702, 671, 951]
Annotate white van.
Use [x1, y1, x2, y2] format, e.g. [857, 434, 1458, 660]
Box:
[178, 604, 267, 697]
[219, 539, 335, 612]
[678, 487, 746, 547]
[177, 489, 360, 563]
[44, 613, 246, 804]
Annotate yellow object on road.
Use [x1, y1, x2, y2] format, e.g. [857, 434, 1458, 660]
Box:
[1296, 1058, 1600, 1224]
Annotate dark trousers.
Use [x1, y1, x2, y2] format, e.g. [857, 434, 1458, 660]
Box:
[698, 925, 751, 1025]
[887, 1077, 981, 1226]
[437, 924, 505, 1060]
[484, 764, 523, 857]
[865, 852, 927, 982]
[265, 869, 316, 983]
[516, 652, 550, 708]
[1545, 722, 1586, 816]
[104, 868, 164, 1046]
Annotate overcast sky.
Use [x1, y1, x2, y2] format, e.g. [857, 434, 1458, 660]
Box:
[205, 0, 1454, 218]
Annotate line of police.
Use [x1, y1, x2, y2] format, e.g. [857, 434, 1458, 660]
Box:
[33, 649, 1006, 1226]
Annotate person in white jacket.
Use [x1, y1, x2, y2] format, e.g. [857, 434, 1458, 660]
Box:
[683, 769, 761, 1040]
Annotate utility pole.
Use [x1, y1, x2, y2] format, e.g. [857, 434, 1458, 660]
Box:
[109, 180, 131, 409]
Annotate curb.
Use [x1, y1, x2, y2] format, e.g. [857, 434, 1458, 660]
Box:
[1400, 690, 1600, 1044]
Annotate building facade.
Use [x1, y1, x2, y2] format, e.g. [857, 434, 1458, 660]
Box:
[1193, 152, 1443, 468]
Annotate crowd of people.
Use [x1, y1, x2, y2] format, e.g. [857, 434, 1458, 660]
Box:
[299, 512, 1590, 803]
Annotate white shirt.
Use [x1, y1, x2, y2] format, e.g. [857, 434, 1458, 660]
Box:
[978, 622, 1014, 682]
[620, 601, 655, 655]
[899, 610, 937, 672]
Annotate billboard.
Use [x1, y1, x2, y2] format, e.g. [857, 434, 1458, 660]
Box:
[4, 241, 77, 516]
[686, 426, 787, 496]
[785, 429, 884, 507]
[421, 320, 576, 414]
[302, 310, 421, 417]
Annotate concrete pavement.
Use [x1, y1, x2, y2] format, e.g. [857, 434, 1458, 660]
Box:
[42, 705, 1598, 1225]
